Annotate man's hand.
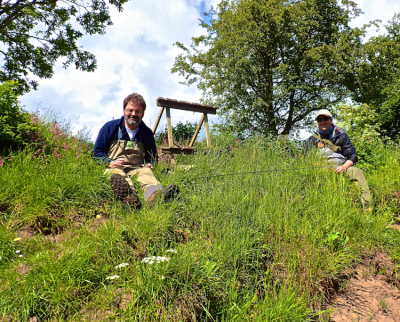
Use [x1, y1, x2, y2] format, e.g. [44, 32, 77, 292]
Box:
[109, 158, 124, 169]
[335, 160, 353, 173]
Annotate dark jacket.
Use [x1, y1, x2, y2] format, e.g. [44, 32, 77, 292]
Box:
[92, 116, 158, 165]
[307, 125, 358, 164]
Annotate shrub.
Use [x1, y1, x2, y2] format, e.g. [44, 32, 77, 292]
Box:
[155, 121, 198, 146]
[0, 82, 38, 150]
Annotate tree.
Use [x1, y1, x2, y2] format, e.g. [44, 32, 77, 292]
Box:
[0, 0, 128, 93]
[172, 0, 367, 136]
[345, 13, 400, 139]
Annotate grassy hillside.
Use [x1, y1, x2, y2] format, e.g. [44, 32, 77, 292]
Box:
[0, 117, 399, 321]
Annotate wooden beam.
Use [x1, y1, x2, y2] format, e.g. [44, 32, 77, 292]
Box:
[161, 147, 195, 155]
[189, 114, 205, 147]
[157, 97, 217, 114]
[165, 107, 174, 147]
[152, 106, 165, 134]
[204, 113, 211, 148]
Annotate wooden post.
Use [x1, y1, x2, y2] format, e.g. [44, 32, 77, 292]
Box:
[166, 107, 174, 147]
[189, 114, 205, 147]
[152, 106, 165, 134]
[204, 113, 211, 148]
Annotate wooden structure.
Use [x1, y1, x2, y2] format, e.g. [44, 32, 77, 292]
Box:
[152, 97, 217, 154]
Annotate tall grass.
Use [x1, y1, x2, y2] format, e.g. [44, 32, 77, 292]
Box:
[0, 124, 399, 321]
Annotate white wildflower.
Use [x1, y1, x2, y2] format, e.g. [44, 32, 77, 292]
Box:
[115, 263, 129, 269]
[15, 250, 21, 254]
[19, 254, 23, 257]
[142, 256, 170, 264]
[105, 275, 120, 280]
[165, 249, 177, 254]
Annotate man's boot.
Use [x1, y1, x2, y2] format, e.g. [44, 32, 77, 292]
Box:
[110, 174, 141, 208]
[148, 184, 180, 208]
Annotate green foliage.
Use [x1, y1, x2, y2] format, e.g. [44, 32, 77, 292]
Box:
[334, 102, 386, 165]
[0, 0, 130, 93]
[380, 77, 400, 139]
[0, 81, 38, 150]
[346, 13, 400, 139]
[172, 0, 366, 136]
[155, 121, 198, 145]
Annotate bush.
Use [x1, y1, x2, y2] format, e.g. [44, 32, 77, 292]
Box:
[334, 102, 394, 168]
[0, 81, 38, 151]
[155, 121, 198, 146]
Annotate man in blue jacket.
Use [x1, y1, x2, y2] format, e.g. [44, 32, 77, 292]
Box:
[93, 93, 178, 208]
[307, 109, 371, 209]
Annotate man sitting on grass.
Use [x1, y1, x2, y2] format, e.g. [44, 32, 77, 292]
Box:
[307, 109, 371, 210]
[92, 93, 179, 208]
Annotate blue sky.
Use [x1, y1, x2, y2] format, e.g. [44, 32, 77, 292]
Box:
[20, 0, 400, 140]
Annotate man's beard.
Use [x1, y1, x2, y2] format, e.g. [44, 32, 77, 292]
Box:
[125, 115, 142, 127]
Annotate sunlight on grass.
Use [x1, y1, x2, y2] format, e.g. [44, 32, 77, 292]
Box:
[1, 114, 400, 321]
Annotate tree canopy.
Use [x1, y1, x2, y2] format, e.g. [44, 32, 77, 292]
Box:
[0, 0, 129, 93]
[345, 13, 400, 139]
[172, 0, 369, 136]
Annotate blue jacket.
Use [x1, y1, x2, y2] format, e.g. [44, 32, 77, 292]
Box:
[307, 125, 358, 164]
[92, 116, 158, 165]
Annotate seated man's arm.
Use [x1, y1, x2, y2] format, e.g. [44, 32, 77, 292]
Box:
[92, 123, 114, 166]
[336, 133, 357, 173]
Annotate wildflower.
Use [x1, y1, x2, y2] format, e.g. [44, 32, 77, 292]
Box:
[105, 275, 120, 280]
[142, 256, 171, 264]
[15, 250, 21, 254]
[115, 263, 129, 269]
[165, 249, 177, 254]
[0, 157, 2, 167]
[19, 254, 23, 257]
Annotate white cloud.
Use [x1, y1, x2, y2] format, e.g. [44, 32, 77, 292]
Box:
[21, 0, 220, 140]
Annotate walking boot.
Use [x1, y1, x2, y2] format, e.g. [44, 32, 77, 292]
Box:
[162, 184, 180, 202]
[148, 184, 180, 208]
[110, 174, 141, 208]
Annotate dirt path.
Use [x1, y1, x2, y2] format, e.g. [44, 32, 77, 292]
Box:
[329, 253, 400, 322]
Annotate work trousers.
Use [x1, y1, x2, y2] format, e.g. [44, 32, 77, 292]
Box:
[329, 160, 371, 208]
[104, 167, 162, 200]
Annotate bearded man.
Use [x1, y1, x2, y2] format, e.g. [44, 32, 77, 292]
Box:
[92, 93, 179, 208]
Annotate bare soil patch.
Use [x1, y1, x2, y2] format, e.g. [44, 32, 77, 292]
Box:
[15, 224, 36, 239]
[328, 252, 400, 322]
[15, 263, 31, 275]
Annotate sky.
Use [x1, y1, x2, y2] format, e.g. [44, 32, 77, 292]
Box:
[20, 0, 400, 141]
